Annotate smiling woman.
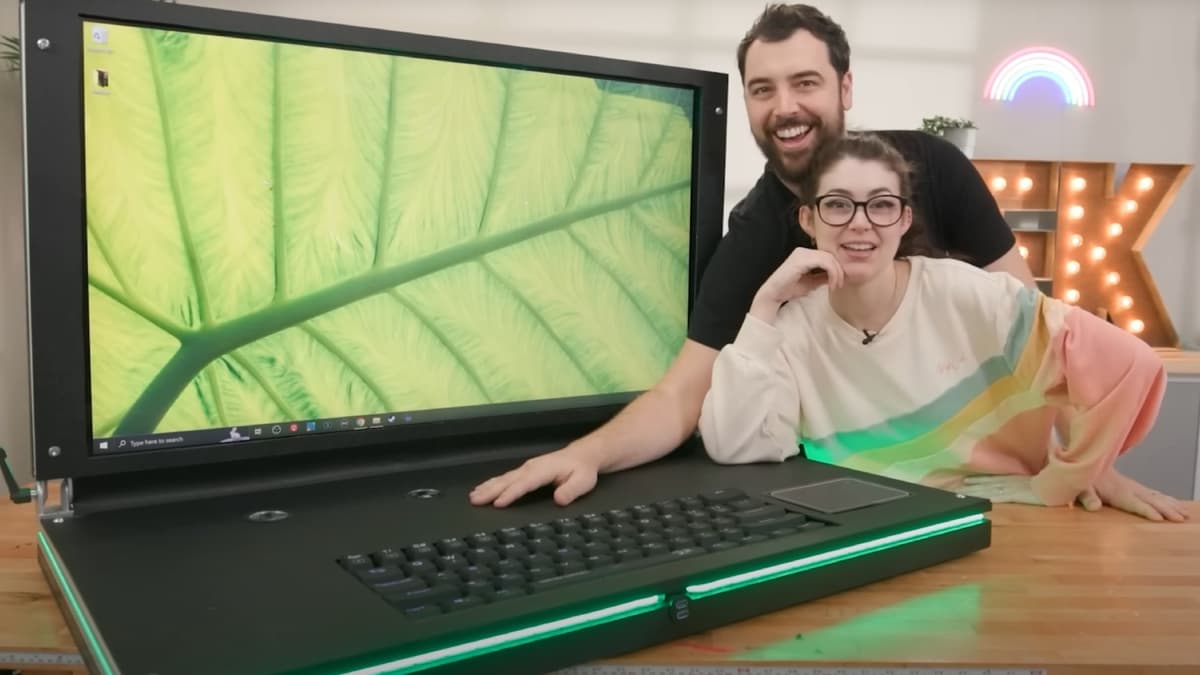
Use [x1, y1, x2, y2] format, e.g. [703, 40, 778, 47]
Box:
[699, 132, 1188, 524]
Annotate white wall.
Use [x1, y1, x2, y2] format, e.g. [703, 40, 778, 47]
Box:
[0, 0, 1198, 483]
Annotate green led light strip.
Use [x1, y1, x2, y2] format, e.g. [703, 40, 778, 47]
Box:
[685, 513, 987, 598]
[36, 531, 117, 675]
[340, 594, 664, 674]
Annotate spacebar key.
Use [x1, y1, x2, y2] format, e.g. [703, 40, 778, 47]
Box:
[530, 547, 707, 593]
[386, 584, 459, 608]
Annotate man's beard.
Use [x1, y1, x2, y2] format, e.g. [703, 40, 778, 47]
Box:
[755, 106, 845, 186]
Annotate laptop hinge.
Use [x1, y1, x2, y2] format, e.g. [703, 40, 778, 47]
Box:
[35, 478, 74, 520]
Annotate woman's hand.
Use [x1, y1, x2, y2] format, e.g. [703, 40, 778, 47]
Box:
[1077, 468, 1189, 522]
[749, 247, 844, 324]
[958, 474, 1045, 505]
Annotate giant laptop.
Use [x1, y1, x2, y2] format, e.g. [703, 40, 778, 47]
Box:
[20, 0, 992, 673]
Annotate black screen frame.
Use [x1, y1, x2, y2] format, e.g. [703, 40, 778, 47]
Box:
[22, 0, 727, 481]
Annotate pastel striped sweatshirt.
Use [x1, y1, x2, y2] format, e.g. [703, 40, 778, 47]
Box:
[698, 256, 1166, 506]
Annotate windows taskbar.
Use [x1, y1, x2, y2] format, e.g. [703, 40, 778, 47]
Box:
[91, 412, 415, 455]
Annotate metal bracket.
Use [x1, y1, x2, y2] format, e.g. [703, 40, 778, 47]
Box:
[35, 478, 74, 520]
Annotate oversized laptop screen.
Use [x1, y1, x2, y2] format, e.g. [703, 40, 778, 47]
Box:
[81, 21, 695, 456]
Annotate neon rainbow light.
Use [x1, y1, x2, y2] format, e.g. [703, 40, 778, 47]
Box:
[984, 47, 1095, 107]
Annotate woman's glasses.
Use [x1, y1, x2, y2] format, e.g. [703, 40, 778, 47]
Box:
[813, 194, 907, 227]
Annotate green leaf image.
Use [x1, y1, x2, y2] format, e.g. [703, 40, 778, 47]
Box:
[82, 25, 694, 436]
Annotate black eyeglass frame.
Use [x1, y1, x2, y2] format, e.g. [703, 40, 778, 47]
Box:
[812, 194, 909, 227]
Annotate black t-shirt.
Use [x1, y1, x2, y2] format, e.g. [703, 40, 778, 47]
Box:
[688, 129, 1015, 350]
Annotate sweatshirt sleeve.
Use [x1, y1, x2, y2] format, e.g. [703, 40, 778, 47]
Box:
[998, 287, 1166, 506]
[699, 312, 804, 464]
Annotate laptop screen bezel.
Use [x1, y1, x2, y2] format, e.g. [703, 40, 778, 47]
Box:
[23, 0, 727, 481]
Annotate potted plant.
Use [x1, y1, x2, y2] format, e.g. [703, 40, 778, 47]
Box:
[920, 115, 976, 157]
[2, 35, 18, 73]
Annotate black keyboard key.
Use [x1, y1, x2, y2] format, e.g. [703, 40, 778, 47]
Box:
[585, 554, 615, 569]
[461, 565, 493, 580]
[444, 595, 486, 612]
[357, 567, 402, 584]
[556, 532, 587, 548]
[526, 523, 555, 538]
[530, 569, 591, 592]
[554, 518, 583, 534]
[612, 523, 639, 538]
[372, 549, 405, 566]
[340, 554, 373, 571]
[580, 513, 608, 529]
[557, 560, 588, 575]
[583, 527, 613, 543]
[499, 543, 530, 561]
[679, 497, 705, 510]
[654, 499, 683, 513]
[668, 536, 695, 550]
[492, 587, 527, 602]
[527, 566, 555, 581]
[403, 559, 436, 577]
[606, 508, 634, 522]
[463, 579, 495, 598]
[583, 542, 611, 558]
[634, 518, 663, 532]
[712, 516, 738, 529]
[497, 528, 527, 544]
[468, 533, 499, 548]
[431, 570, 461, 587]
[495, 573, 526, 589]
[388, 584, 458, 608]
[643, 542, 669, 556]
[494, 559, 524, 576]
[552, 548, 584, 564]
[700, 488, 746, 504]
[527, 538, 557, 554]
[526, 553, 554, 569]
[375, 577, 426, 595]
[466, 548, 500, 566]
[436, 554, 469, 572]
[403, 604, 442, 619]
[405, 543, 438, 561]
[614, 548, 643, 562]
[744, 514, 809, 535]
[436, 539, 469, 556]
[734, 505, 787, 522]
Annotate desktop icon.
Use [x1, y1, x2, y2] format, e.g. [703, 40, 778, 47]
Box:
[90, 25, 108, 44]
[306, 421, 316, 432]
[98, 441, 108, 450]
[355, 417, 365, 428]
[271, 425, 282, 435]
[289, 423, 299, 432]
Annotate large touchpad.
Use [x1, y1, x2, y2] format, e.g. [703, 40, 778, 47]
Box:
[770, 478, 910, 514]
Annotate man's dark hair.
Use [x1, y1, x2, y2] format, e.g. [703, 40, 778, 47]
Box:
[737, 4, 851, 81]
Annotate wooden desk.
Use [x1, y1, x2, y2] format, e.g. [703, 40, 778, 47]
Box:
[0, 500, 1196, 675]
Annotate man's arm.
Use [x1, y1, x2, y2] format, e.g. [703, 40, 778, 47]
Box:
[985, 242, 1038, 288]
[469, 338, 717, 507]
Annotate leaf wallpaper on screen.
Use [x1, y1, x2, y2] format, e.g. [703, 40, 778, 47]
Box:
[83, 25, 694, 437]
